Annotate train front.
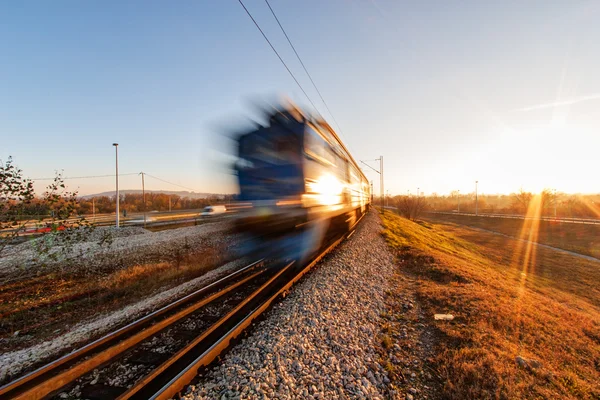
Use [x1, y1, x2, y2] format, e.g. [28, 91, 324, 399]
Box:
[231, 110, 309, 261]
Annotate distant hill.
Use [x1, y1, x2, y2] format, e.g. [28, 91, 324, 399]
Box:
[82, 190, 229, 199]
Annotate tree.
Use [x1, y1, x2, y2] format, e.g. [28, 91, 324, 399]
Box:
[395, 195, 428, 221]
[512, 189, 533, 214]
[1, 158, 93, 281]
[0, 157, 35, 254]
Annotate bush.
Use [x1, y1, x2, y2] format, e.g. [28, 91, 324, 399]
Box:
[395, 196, 428, 221]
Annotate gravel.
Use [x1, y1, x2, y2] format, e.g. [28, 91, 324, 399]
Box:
[0, 257, 249, 384]
[0, 221, 233, 277]
[183, 211, 397, 399]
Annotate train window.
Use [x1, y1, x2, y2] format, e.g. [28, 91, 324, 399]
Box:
[239, 131, 300, 166]
[305, 126, 336, 166]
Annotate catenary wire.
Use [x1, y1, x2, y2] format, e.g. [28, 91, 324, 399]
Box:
[143, 173, 199, 192]
[237, 0, 324, 119]
[263, 0, 347, 139]
[32, 173, 139, 181]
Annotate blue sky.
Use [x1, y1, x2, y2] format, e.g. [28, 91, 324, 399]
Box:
[1, 1, 598, 196]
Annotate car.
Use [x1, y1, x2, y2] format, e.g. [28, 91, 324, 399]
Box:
[201, 205, 227, 217]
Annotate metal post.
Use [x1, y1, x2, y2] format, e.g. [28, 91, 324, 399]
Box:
[140, 172, 146, 228]
[360, 160, 382, 212]
[113, 143, 119, 228]
[475, 180, 478, 216]
[380, 156, 384, 214]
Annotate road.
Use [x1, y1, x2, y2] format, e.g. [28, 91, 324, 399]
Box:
[427, 211, 600, 225]
[1, 209, 231, 236]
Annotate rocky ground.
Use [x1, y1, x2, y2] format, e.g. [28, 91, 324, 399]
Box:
[0, 222, 233, 279]
[0, 258, 249, 384]
[182, 211, 439, 400]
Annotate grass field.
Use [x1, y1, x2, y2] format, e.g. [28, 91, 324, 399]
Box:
[382, 212, 600, 399]
[425, 212, 600, 259]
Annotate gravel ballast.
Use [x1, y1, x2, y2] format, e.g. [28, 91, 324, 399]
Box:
[184, 211, 397, 399]
[0, 258, 249, 384]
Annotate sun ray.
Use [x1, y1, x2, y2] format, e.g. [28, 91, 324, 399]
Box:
[578, 196, 600, 219]
[510, 193, 543, 351]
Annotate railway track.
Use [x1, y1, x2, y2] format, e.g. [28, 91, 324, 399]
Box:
[0, 217, 363, 400]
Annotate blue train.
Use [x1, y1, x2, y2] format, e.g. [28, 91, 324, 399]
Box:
[231, 104, 371, 262]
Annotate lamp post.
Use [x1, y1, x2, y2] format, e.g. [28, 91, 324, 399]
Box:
[475, 180, 479, 216]
[113, 143, 119, 228]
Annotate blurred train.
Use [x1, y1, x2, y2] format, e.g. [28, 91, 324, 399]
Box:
[230, 103, 371, 263]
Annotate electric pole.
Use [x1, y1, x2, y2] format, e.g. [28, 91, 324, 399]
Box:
[113, 143, 119, 228]
[140, 172, 146, 228]
[554, 189, 557, 218]
[475, 180, 478, 216]
[360, 157, 384, 214]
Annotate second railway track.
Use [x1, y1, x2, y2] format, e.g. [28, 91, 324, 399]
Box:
[0, 216, 364, 400]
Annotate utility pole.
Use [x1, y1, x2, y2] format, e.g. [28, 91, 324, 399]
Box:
[457, 190, 460, 212]
[554, 189, 557, 218]
[113, 143, 119, 228]
[380, 156, 384, 214]
[475, 180, 479, 216]
[360, 157, 384, 214]
[140, 172, 146, 228]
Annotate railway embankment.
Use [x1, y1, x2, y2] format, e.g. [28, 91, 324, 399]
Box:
[381, 212, 600, 399]
[0, 221, 242, 384]
[184, 211, 435, 400]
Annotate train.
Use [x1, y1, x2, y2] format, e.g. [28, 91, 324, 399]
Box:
[230, 103, 371, 263]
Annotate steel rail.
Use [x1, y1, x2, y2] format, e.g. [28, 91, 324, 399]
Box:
[0, 259, 265, 400]
[147, 213, 366, 399]
[120, 260, 296, 399]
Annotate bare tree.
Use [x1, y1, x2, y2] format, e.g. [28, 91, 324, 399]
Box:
[512, 189, 533, 214]
[395, 195, 428, 221]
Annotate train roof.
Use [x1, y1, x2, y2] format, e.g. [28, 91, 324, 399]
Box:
[238, 103, 369, 184]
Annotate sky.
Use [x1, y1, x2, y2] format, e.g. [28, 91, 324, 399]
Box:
[1, 0, 599, 197]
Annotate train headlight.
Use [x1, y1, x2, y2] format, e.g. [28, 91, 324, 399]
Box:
[305, 174, 343, 206]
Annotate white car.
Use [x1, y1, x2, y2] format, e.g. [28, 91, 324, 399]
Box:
[200, 205, 227, 217]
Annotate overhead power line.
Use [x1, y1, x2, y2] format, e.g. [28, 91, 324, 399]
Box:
[144, 173, 198, 192]
[237, 0, 323, 119]
[263, 0, 346, 139]
[32, 173, 138, 181]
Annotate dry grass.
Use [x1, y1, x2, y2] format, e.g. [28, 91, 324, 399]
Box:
[425, 213, 600, 259]
[0, 247, 228, 351]
[382, 212, 600, 399]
